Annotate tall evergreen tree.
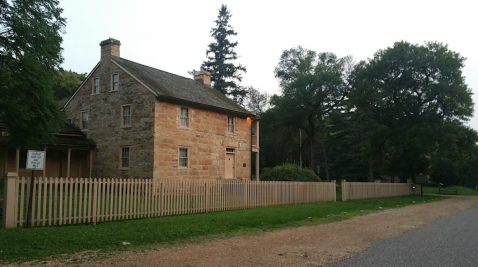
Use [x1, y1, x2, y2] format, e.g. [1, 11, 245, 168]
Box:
[198, 4, 247, 104]
[0, 0, 66, 148]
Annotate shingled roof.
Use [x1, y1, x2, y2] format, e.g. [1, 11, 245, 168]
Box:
[111, 57, 254, 117]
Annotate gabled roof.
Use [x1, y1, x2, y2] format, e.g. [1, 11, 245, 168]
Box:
[111, 57, 254, 117]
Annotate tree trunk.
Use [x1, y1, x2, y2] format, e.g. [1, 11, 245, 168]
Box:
[322, 141, 330, 182]
[369, 163, 374, 182]
[308, 115, 315, 170]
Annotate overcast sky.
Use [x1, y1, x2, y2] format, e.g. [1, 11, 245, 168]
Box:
[59, 0, 478, 129]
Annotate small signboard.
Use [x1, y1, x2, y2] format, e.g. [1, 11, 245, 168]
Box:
[26, 150, 45, 170]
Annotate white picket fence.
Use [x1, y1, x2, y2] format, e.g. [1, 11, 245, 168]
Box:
[3, 175, 336, 228]
[341, 180, 420, 201]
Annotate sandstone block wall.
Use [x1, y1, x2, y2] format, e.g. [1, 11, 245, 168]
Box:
[153, 101, 252, 180]
[64, 60, 156, 178]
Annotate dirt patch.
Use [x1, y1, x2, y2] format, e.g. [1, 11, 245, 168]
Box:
[8, 196, 478, 267]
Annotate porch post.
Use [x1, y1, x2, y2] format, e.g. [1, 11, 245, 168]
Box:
[256, 120, 260, 148]
[15, 148, 19, 174]
[3, 172, 19, 229]
[255, 152, 260, 182]
[89, 150, 93, 178]
[67, 149, 71, 178]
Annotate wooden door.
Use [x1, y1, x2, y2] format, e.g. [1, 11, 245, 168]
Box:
[225, 151, 235, 179]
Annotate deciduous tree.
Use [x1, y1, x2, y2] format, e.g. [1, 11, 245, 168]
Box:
[350, 41, 473, 182]
[0, 0, 66, 148]
[274, 47, 352, 170]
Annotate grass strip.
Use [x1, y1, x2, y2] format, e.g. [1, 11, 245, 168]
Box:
[423, 185, 478, 196]
[0, 195, 441, 264]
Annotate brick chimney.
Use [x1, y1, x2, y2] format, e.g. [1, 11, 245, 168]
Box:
[100, 38, 121, 61]
[193, 71, 211, 87]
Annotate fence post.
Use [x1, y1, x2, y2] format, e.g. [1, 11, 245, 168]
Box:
[92, 178, 98, 225]
[331, 180, 336, 202]
[341, 180, 346, 202]
[204, 181, 209, 213]
[3, 172, 19, 229]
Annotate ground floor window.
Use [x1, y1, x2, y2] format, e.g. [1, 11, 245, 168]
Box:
[121, 147, 130, 168]
[179, 148, 188, 167]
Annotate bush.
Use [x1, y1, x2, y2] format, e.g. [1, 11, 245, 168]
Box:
[430, 157, 458, 187]
[260, 164, 321, 182]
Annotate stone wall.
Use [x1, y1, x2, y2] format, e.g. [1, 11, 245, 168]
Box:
[153, 101, 252, 180]
[64, 59, 156, 178]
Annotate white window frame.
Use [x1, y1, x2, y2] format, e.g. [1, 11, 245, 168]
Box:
[111, 73, 119, 91]
[93, 78, 100, 94]
[81, 111, 89, 130]
[121, 104, 132, 127]
[227, 116, 234, 133]
[178, 147, 188, 168]
[120, 147, 130, 169]
[180, 107, 189, 127]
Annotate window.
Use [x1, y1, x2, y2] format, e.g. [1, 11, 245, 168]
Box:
[180, 107, 189, 127]
[112, 74, 119, 91]
[179, 148, 188, 167]
[227, 116, 234, 132]
[81, 111, 89, 130]
[93, 78, 100, 94]
[121, 147, 130, 168]
[122, 105, 131, 126]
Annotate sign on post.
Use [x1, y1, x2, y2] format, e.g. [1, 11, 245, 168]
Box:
[25, 150, 45, 227]
[26, 150, 45, 170]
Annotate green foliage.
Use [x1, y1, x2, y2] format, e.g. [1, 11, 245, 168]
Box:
[429, 158, 459, 187]
[0, 195, 439, 263]
[349, 41, 473, 182]
[270, 47, 352, 173]
[0, 0, 66, 148]
[261, 164, 320, 182]
[259, 41, 475, 185]
[53, 68, 87, 100]
[197, 5, 247, 104]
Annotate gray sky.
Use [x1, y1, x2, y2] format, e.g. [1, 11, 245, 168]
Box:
[59, 0, 478, 129]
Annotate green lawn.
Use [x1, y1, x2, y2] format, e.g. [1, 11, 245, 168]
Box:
[423, 185, 478, 196]
[0, 195, 441, 264]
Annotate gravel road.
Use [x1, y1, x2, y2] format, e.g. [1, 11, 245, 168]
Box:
[332, 200, 478, 267]
[8, 196, 478, 267]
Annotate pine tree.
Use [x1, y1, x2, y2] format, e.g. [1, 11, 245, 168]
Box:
[199, 4, 247, 104]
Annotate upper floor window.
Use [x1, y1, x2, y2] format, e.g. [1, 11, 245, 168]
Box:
[93, 78, 100, 94]
[112, 73, 119, 91]
[122, 105, 131, 127]
[180, 107, 189, 127]
[121, 147, 130, 168]
[227, 116, 234, 133]
[179, 148, 188, 167]
[81, 111, 89, 130]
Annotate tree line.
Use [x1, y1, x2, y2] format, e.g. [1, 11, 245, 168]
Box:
[260, 42, 476, 186]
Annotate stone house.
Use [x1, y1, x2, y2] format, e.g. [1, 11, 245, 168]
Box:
[62, 38, 260, 180]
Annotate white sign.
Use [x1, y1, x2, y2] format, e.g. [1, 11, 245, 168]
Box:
[26, 150, 45, 170]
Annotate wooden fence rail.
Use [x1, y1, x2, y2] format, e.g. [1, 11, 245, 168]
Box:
[341, 180, 421, 201]
[2, 174, 336, 228]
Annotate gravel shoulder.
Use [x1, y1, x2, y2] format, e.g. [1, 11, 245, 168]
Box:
[9, 196, 478, 267]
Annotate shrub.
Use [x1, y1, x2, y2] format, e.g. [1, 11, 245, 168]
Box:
[430, 157, 458, 187]
[260, 164, 321, 182]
